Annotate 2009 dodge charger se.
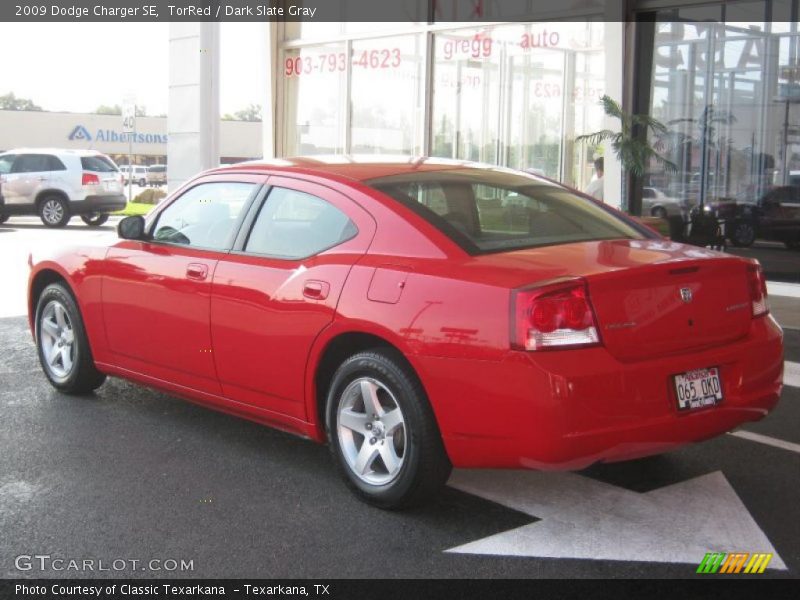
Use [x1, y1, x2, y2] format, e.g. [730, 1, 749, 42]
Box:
[28, 157, 784, 508]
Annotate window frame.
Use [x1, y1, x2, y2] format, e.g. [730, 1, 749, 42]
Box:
[238, 185, 359, 261]
[230, 174, 376, 262]
[144, 174, 268, 254]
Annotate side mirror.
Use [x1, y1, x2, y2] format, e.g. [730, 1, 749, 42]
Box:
[117, 215, 146, 240]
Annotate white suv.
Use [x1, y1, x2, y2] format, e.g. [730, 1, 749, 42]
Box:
[0, 148, 125, 227]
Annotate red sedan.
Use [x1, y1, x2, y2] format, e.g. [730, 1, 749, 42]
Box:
[28, 157, 783, 508]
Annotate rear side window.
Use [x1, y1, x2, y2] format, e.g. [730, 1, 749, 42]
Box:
[368, 169, 644, 254]
[81, 155, 118, 172]
[12, 154, 52, 173]
[153, 182, 255, 250]
[48, 156, 67, 171]
[244, 187, 357, 259]
[0, 155, 16, 174]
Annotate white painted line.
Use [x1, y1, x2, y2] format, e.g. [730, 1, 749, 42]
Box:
[786, 362, 800, 389]
[767, 281, 800, 298]
[447, 470, 785, 568]
[729, 430, 800, 455]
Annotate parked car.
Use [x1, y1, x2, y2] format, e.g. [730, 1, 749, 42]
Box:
[146, 164, 167, 186]
[120, 165, 148, 187]
[713, 185, 800, 249]
[0, 149, 125, 227]
[28, 157, 782, 508]
[642, 186, 686, 218]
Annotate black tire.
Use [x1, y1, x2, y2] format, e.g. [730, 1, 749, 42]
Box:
[81, 213, 110, 227]
[0, 214, 9, 224]
[325, 349, 451, 509]
[730, 220, 756, 247]
[785, 240, 800, 251]
[138, 178, 146, 187]
[651, 206, 668, 219]
[35, 283, 106, 394]
[39, 195, 71, 228]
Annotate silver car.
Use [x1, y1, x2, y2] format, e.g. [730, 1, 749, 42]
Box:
[642, 186, 686, 219]
[0, 148, 125, 227]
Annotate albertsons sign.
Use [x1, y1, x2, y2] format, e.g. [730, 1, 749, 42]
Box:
[68, 125, 168, 144]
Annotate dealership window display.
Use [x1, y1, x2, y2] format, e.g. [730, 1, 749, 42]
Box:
[278, 19, 607, 191]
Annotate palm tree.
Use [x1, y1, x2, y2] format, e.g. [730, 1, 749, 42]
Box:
[576, 95, 677, 214]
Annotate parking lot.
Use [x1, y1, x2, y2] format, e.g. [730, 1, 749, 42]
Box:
[0, 221, 798, 579]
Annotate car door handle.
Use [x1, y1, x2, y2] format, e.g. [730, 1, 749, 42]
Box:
[303, 280, 330, 300]
[186, 263, 209, 281]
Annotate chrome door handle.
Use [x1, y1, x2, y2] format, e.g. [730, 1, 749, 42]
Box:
[186, 263, 209, 281]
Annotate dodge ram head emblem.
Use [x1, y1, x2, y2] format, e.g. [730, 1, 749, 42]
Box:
[680, 288, 693, 303]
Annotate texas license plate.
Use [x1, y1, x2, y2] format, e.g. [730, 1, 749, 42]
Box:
[674, 367, 723, 411]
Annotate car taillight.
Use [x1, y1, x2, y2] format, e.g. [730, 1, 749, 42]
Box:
[746, 262, 768, 317]
[511, 279, 601, 351]
[82, 172, 100, 186]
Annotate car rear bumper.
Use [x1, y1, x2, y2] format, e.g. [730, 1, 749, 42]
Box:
[419, 315, 783, 470]
[73, 194, 126, 214]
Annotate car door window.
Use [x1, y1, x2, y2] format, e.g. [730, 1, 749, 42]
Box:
[47, 156, 67, 171]
[12, 155, 51, 173]
[152, 182, 256, 250]
[0, 155, 16, 174]
[244, 187, 357, 259]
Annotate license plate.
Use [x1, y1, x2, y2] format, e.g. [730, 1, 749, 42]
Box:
[674, 367, 723, 411]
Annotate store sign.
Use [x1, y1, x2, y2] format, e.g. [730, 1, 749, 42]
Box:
[67, 125, 168, 144]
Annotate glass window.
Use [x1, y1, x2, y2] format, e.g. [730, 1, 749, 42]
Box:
[48, 156, 67, 171]
[368, 169, 642, 254]
[81, 155, 118, 172]
[350, 34, 425, 154]
[245, 187, 357, 259]
[153, 182, 255, 250]
[13, 155, 51, 173]
[0, 155, 17, 175]
[282, 43, 347, 155]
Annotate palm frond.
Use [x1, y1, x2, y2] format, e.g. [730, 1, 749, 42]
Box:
[574, 129, 619, 146]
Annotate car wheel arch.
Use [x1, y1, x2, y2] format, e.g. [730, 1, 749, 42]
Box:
[35, 189, 70, 209]
[29, 268, 72, 330]
[309, 329, 429, 438]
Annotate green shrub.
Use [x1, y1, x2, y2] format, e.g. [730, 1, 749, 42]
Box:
[133, 188, 167, 205]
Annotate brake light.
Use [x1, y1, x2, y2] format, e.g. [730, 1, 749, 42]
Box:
[511, 279, 601, 351]
[746, 263, 768, 317]
[82, 172, 100, 186]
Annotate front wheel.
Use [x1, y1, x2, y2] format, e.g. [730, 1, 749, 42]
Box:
[138, 178, 146, 187]
[81, 213, 109, 227]
[326, 349, 451, 509]
[39, 195, 70, 228]
[0, 214, 9, 224]
[35, 283, 106, 394]
[729, 221, 756, 247]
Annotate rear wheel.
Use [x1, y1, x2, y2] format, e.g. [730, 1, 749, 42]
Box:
[326, 349, 451, 509]
[730, 221, 756, 247]
[0, 214, 9, 224]
[81, 213, 109, 227]
[138, 178, 146, 187]
[650, 206, 668, 219]
[35, 283, 106, 394]
[39, 195, 70, 228]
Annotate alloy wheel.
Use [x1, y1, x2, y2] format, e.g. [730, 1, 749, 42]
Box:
[42, 199, 65, 225]
[39, 300, 76, 379]
[337, 377, 407, 486]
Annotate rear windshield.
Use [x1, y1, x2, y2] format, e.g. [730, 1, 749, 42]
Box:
[367, 169, 645, 254]
[149, 166, 165, 173]
[81, 155, 118, 173]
